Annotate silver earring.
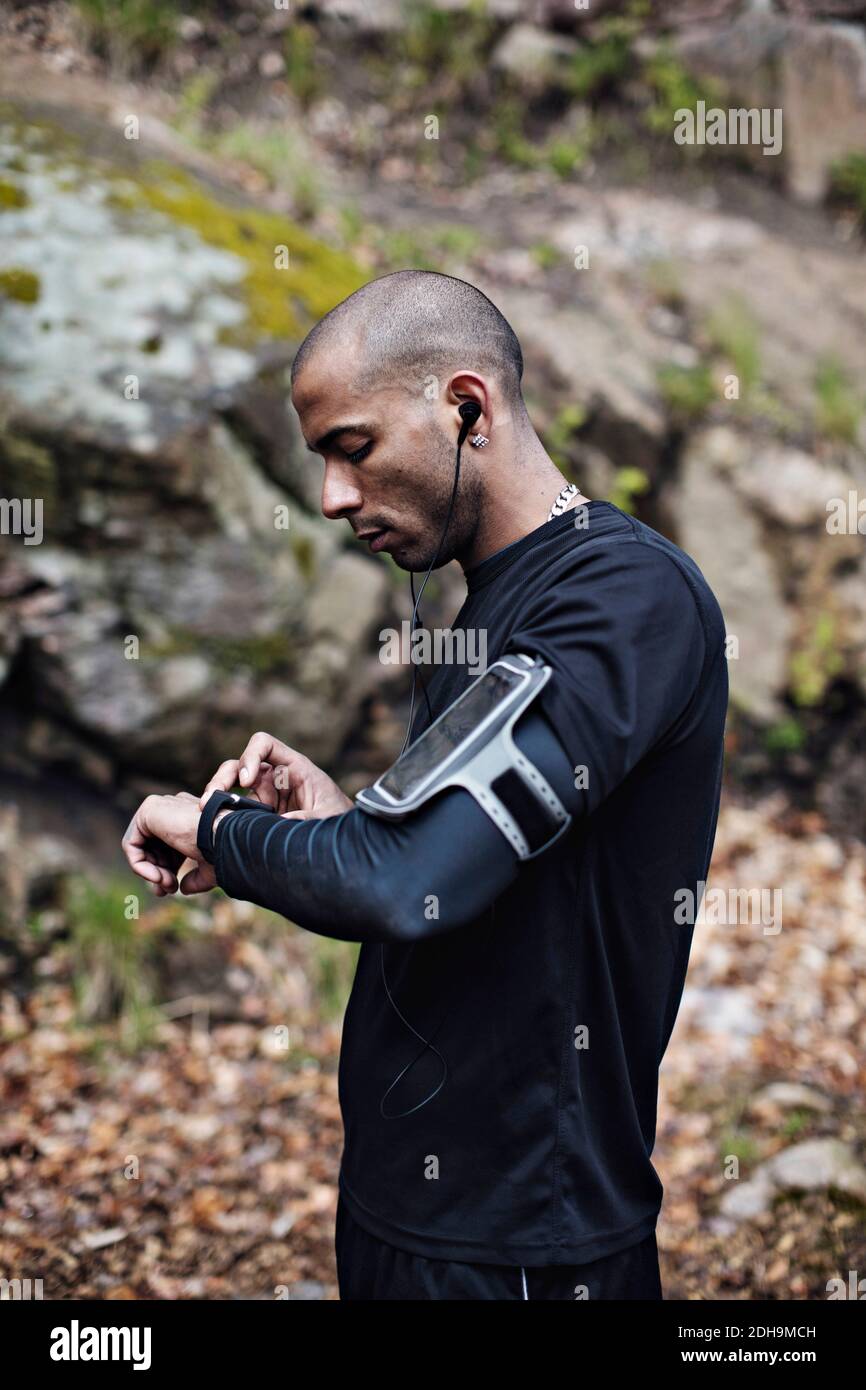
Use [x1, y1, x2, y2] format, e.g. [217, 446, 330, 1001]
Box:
[470, 433, 489, 448]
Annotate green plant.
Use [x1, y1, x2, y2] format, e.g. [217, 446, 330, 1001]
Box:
[309, 937, 361, 1020]
[284, 22, 324, 109]
[566, 16, 637, 101]
[765, 717, 806, 755]
[657, 361, 715, 421]
[373, 222, 485, 273]
[401, 0, 495, 87]
[212, 125, 319, 204]
[544, 403, 587, 467]
[830, 152, 866, 228]
[645, 258, 685, 311]
[719, 1129, 760, 1167]
[790, 612, 844, 707]
[73, 0, 180, 72]
[493, 99, 542, 169]
[610, 467, 650, 514]
[643, 46, 723, 139]
[782, 1109, 811, 1140]
[461, 141, 485, 182]
[291, 168, 322, 224]
[705, 298, 762, 399]
[339, 202, 364, 249]
[292, 534, 316, 583]
[175, 70, 220, 127]
[814, 356, 862, 445]
[65, 875, 164, 1050]
[545, 127, 594, 179]
[531, 242, 562, 271]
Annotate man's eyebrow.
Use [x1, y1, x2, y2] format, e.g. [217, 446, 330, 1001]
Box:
[307, 423, 375, 454]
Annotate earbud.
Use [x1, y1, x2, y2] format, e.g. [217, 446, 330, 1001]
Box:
[457, 400, 482, 447]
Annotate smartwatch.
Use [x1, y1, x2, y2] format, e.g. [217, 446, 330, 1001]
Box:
[197, 790, 275, 864]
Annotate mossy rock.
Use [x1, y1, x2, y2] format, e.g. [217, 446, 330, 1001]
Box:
[0, 178, 28, 210]
[144, 628, 297, 680]
[0, 100, 368, 437]
[0, 267, 40, 303]
[0, 430, 58, 513]
[134, 160, 366, 343]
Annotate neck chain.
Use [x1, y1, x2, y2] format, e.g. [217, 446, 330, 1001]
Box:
[548, 483, 580, 521]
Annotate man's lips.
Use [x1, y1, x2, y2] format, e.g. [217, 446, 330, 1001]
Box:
[357, 528, 392, 553]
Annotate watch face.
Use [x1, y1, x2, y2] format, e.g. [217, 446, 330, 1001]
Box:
[379, 664, 524, 800]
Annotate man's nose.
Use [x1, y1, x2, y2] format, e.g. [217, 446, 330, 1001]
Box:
[321, 462, 363, 521]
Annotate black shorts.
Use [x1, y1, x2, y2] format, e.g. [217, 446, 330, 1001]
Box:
[335, 1193, 663, 1301]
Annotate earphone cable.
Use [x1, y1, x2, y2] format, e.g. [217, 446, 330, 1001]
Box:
[381, 423, 471, 1115]
[398, 430, 464, 754]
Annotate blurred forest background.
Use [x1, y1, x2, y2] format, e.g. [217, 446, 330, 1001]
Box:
[0, 0, 864, 1300]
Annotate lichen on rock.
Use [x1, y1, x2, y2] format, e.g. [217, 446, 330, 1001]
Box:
[0, 100, 366, 444]
[0, 97, 388, 795]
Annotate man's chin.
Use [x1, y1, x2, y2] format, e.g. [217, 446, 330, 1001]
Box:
[388, 545, 441, 573]
[386, 548, 415, 572]
[368, 528, 450, 572]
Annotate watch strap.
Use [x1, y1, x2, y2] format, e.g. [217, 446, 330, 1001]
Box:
[197, 790, 273, 864]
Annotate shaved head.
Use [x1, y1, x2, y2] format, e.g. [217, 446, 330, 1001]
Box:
[291, 269, 526, 412]
[290, 269, 557, 575]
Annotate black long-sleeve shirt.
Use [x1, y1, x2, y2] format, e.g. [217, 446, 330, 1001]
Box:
[214, 501, 728, 1267]
[212, 704, 578, 943]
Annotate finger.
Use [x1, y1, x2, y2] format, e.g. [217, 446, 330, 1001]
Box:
[127, 846, 176, 892]
[179, 863, 215, 895]
[122, 807, 161, 883]
[128, 854, 163, 884]
[200, 762, 278, 811]
[142, 834, 185, 876]
[122, 801, 179, 893]
[267, 759, 314, 813]
[146, 856, 179, 893]
[238, 732, 293, 787]
[199, 760, 240, 808]
[249, 763, 279, 811]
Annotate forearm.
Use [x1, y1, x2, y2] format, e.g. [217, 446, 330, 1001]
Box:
[211, 704, 579, 945]
[212, 788, 515, 944]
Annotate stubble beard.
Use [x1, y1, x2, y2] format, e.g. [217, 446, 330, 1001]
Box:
[391, 426, 481, 574]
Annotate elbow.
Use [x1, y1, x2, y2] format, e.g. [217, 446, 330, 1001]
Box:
[375, 881, 475, 945]
[358, 871, 441, 944]
[376, 897, 429, 945]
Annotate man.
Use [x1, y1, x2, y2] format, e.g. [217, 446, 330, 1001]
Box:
[123, 270, 728, 1301]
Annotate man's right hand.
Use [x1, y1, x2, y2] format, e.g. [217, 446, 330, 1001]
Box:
[198, 732, 354, 821]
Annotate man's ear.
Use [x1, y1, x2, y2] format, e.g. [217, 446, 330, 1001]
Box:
[445, 371, 489, 431]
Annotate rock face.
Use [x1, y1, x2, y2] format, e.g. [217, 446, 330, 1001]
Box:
[0, 101, 388, 801]
[673, 11, 866, 203]
[718, 1137, 866, 1227]
[2, 14, 866, 834]
[491, 23, 582, 90]
[781, 21, 866, 202]
[502, 180, 866, 735]
[670, 428, 866, 723]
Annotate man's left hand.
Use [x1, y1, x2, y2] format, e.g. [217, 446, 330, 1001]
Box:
[122, 791, 207, 896]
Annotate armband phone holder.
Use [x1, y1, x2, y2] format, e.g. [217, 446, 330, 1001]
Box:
[355, 652, 571, 860]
